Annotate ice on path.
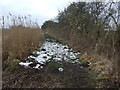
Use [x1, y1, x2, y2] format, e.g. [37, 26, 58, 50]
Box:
[19, 39, 81, 70]
[19, 62, 33, 67]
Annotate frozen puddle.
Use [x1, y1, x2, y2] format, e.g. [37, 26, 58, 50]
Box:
[19, 39, 81, 71]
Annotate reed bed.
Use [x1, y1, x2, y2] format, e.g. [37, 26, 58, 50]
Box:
[1, 14, 43, 71]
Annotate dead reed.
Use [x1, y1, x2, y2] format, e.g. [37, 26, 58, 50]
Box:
[2, 27, 43, 70]
[1, 14, 43, 71]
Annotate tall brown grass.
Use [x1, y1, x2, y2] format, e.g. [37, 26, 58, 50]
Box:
[1, 14, 43, 71]
[0, 29, 2, 88]
[2, 27, 43, 70]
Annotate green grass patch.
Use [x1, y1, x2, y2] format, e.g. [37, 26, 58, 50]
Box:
[5, 59, 20, 72]
[47, 61, 63, 68]
[87, 68, 100, 81]
[76, 54, 86, 64]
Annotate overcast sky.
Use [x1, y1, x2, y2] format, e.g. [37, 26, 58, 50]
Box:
[0, 0, 78, 26]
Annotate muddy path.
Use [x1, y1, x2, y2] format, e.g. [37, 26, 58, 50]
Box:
[3, 37, 96, 88]
[3, 62, 95, 88]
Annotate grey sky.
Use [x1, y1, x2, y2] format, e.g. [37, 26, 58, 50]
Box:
[0, 0, 77, 26]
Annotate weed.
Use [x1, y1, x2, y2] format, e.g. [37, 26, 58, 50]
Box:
[47, 61, 63, 68]
[76, 54, 86, 64]
[87, 69, 100, 81]
[5, 59, 20, 72]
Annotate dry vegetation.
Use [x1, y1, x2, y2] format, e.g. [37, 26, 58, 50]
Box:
[2, 15, 43, 71]
[45, 27, 119, 88]
[41, 2, 120, 88]
[0, 30, 2, 57]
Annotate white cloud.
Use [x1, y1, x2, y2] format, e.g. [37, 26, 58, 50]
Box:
[0, 0, 76, 26]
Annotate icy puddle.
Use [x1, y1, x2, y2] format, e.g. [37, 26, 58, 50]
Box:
[19, 39, 81, 71]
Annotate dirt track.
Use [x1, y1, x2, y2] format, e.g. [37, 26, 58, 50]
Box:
[3, 62, 95, 88]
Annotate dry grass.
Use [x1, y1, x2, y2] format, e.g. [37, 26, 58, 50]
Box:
[0, 30, 2, 89]
[0, 30, 2, 54]
[45, 28, 119, 88]
[81, 53, 113, 77]
[2, 27, 43, 70]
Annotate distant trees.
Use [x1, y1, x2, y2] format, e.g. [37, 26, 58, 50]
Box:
[41, 20, 58, 30]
